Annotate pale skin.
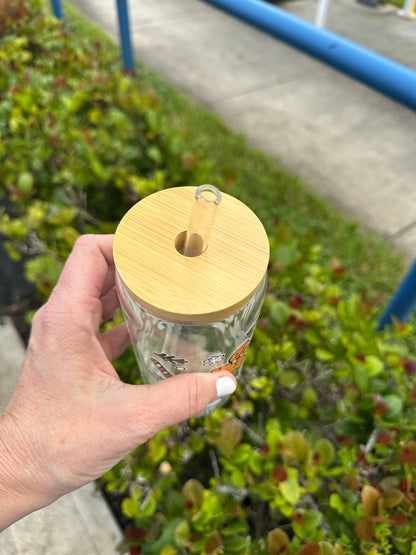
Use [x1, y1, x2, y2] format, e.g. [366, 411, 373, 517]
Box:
[0, 234, 236, 531]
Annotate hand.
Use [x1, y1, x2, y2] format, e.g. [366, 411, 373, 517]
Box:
[0, 234, 236, 530]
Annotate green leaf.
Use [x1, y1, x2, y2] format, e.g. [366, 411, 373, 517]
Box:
[189, 432, 205, 453]
[270, 301, 290, 326]
[17, 171, 34, 192]
[278, 370, 300, 388]
[121, 497, 141, 519]
[216, 419, 242, 456]
[274, 224, 291, 243]
[230, 469, 246, 488]
[232, 444, 252, 467]
[329, 494, 343, 514]
[335, 419, 361, 438]
[182, 479, 204, 510]
[221, 520, 248, 536]
[173, 520, 191, 548]
[267, 528, 290, 555]
[305, 328, 321, 345]
[160, 547, 179, 555]
[315, 347, 334, 361]
[248, 451, 263, 475]
[384, 394, 403, 420]
[354, 365, 369, 392]
[274, 243, 299, 267]
[147, 145, 162, 163]
[313, 438, 335, 467]
[280, 477, 300, 504]
[149, 437, 167, 464]
[365, 355, 384, 377]
[222, 535, 251, 553]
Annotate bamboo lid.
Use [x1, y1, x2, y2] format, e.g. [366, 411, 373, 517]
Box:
[113, 186, 269, 324]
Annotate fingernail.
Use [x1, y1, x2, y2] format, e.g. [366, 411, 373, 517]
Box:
[216, 376, 236, 398]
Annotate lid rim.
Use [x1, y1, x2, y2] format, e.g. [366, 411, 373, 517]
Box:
[113, 187, 270, 324]
[118, 270, 267, 325]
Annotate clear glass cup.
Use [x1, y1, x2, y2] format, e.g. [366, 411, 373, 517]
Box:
[116, 272, 267, 414]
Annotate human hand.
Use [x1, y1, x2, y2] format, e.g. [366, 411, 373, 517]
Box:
[0, 234, 236, 529]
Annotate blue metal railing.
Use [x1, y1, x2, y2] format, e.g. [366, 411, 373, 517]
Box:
[377, 261, 416, 330]
[115, 0, 135, 72]
[201, 0, 416, 111]
[50, 0, 64, 20]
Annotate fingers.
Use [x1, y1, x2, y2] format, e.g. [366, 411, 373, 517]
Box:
[122, 371, 237, 441]
[100, 288, 120, 323]
[100, 323, 130, 361]
[54, 235, 116, 309]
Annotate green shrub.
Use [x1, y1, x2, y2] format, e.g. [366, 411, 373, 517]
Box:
[0, 0, 208, 298]
[108, 230, 416, 555]
[1, 2, 416, 554]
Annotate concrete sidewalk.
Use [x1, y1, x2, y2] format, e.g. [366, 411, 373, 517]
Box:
[71, 0, 416, 260]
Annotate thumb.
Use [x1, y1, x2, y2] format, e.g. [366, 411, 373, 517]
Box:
[128, 371, 237, 439]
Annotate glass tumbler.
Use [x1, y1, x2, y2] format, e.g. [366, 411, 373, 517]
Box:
[114, 185, 269, 414]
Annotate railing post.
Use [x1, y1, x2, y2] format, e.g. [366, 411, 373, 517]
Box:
[50, 0, 64, 19]
[315, 0, 331, 28]
[399, 0, 416, 17]
[115, 0, 135, 72]
[377, 260, 416, 330]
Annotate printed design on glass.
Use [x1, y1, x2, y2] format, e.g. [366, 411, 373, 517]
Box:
[210, 339, 250, 374]
[202, 354, 225, 366]
[151, 357, 174, 379]
[150, 352, 188, 380]
[154, 352, 188, 370]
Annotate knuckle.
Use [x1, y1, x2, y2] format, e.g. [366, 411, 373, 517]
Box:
[186, 374, 205, 418]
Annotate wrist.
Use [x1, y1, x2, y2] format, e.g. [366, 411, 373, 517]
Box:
[0, 411, 53, 530]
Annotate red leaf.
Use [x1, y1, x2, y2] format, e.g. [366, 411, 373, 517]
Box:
[297, 542, 320, 555]
[288, 315, 307, 328]
[371, 516, 390, 523]
[272, 466, 288, 483]
[371, 400, 388, 417]
[338, 434, 355, 447]
[205, 532, 221, 554]
[376, 429, 392, 446]
[400, 442, 416, 465]
[402, 357, 416, 376]
[355, 518, 375, 541]
[260, 443, 270, 456]
[125, 526, 146, 542]
[391, 513, 409, 526]
[288, 295, 303, 308]
[291, 512, 304, 526]
[357, 451, 366, 464]
[312, 452, 321, 466]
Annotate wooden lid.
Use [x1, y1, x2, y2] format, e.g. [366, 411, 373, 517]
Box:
[113, 186, 269, 324]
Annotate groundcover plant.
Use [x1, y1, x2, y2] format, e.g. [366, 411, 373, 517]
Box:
[1, 1, 415, 553]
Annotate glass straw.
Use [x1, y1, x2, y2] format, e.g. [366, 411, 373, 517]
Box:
[182, 185, 221, 257]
